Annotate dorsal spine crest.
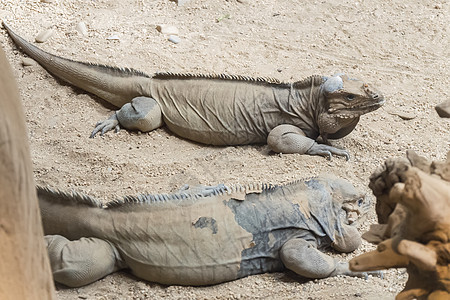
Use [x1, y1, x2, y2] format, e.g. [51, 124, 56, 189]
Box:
[153, 72, 290, 86]
[292, 75, 324, 89]
[37, 178, 320, 210]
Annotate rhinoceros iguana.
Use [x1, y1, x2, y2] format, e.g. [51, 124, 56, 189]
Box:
[39, 174, 373, 287]
[3, 22, 384, 159]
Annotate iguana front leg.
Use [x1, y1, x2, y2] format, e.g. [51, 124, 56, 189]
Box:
[45, 235, 126, 287]
[267, 124, 350, 160]
[280, 238, 375, 279]
[90, 96, 163, 138]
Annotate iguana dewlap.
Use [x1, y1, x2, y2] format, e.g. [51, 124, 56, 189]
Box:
[39, 175, 373, 287]
[3, 22, 384, 159]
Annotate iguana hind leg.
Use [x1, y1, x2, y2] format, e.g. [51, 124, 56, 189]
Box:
[45, 235, 126, 287]
[280, 238, 375, 279]
[91, 96, 163, 138]
[267, 124, 349, 160]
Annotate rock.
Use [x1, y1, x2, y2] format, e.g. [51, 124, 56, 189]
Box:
[106, 35, 120, 41]
[171, 0, 190, 6]
[156, 24, 179, 35]
[435, 100, 450, 118]
[35, 29, 54, 43]
[168, 35, 180, 44]
[21, 57, 36, 66]
[76, 21, 88, 36]
[386, 108, 416, 120]
[394, 111, 416, 120]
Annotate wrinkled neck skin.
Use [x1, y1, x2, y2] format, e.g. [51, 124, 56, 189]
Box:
[317, 85, 360, 141]
[282, 78, 326, 140]
[332, 221, 362, 253]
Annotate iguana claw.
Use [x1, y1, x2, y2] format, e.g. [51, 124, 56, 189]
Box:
[90, 114, 120, 138]
[306, 143, 350, 160]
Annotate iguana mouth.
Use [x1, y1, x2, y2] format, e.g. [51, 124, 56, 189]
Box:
[342, 194, 370, 225]
[331, 97, 386, 119]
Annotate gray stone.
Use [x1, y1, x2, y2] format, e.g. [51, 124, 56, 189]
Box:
[168, 35, 181, 44]
[21, 57, 36, 66]
[156, 24, 179, 35]
[435, 100, 450, 118]
[76, 21, 88, 36]
[106, 35, 120, 41]
[35, 29, 54, 43]
[172, 0, 190, 6]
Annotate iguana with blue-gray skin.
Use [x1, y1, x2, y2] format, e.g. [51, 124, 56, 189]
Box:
[39, 174, 373, 287]
[3, 22, 384, 159]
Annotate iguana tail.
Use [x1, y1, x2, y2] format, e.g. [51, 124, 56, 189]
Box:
[3, 21, 151, 107]
[37, 185, 109, 240]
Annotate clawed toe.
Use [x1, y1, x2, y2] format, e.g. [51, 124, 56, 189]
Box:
[307, 143, 350, 160]
[90, 114, 120, 138]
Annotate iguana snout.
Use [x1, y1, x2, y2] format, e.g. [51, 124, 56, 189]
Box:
[342, 193, 370, 225]
[325, 75, 385, 118]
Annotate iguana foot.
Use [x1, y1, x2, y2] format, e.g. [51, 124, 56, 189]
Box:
[331, 261, 384, 279]
[306, 143, 350, 160]
[90, 97, 163, 138]
[90, 113, 120, 138]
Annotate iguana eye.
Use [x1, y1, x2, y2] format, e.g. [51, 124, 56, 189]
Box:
[346, 94, 355, 101]
[357, 198, 364, 206]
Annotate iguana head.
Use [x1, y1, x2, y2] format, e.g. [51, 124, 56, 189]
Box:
[322, 74, 385, 118]
[326, 177, 371, 252]
[327, 176, 371, 226]
[341, 193, 370, 225]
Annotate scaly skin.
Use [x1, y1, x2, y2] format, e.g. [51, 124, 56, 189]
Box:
[3, 22, 385, 159]
[38, 174, 373, 287]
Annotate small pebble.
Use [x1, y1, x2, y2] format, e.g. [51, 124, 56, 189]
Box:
[168, 35, 181, 44]
[435, 100, 450, 118]
[106, 35, 120, 41]
[35, 29, 54, 43]
[41, 0, 55, 3]
[156, 24, 179, 35]
[173, 0, 190, 5]
[21, 57, 36, 66]
[76, 21, 88, 36]
[386, 109, 416, 120]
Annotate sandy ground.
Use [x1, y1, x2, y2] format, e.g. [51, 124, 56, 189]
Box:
[0, 0, 449, 299]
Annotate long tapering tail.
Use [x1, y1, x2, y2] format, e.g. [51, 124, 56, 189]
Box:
[3, 21, 151, 107]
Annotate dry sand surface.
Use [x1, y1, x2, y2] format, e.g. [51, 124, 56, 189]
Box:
[1, 0, 449, 299]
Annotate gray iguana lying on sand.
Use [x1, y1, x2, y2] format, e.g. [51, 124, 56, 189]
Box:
[3, 22, 384, 159]
[39, 174, 373, 287]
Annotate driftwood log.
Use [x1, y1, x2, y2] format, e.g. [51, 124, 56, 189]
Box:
[0, 45, 55, 299]
[350, 151, 450, 300]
